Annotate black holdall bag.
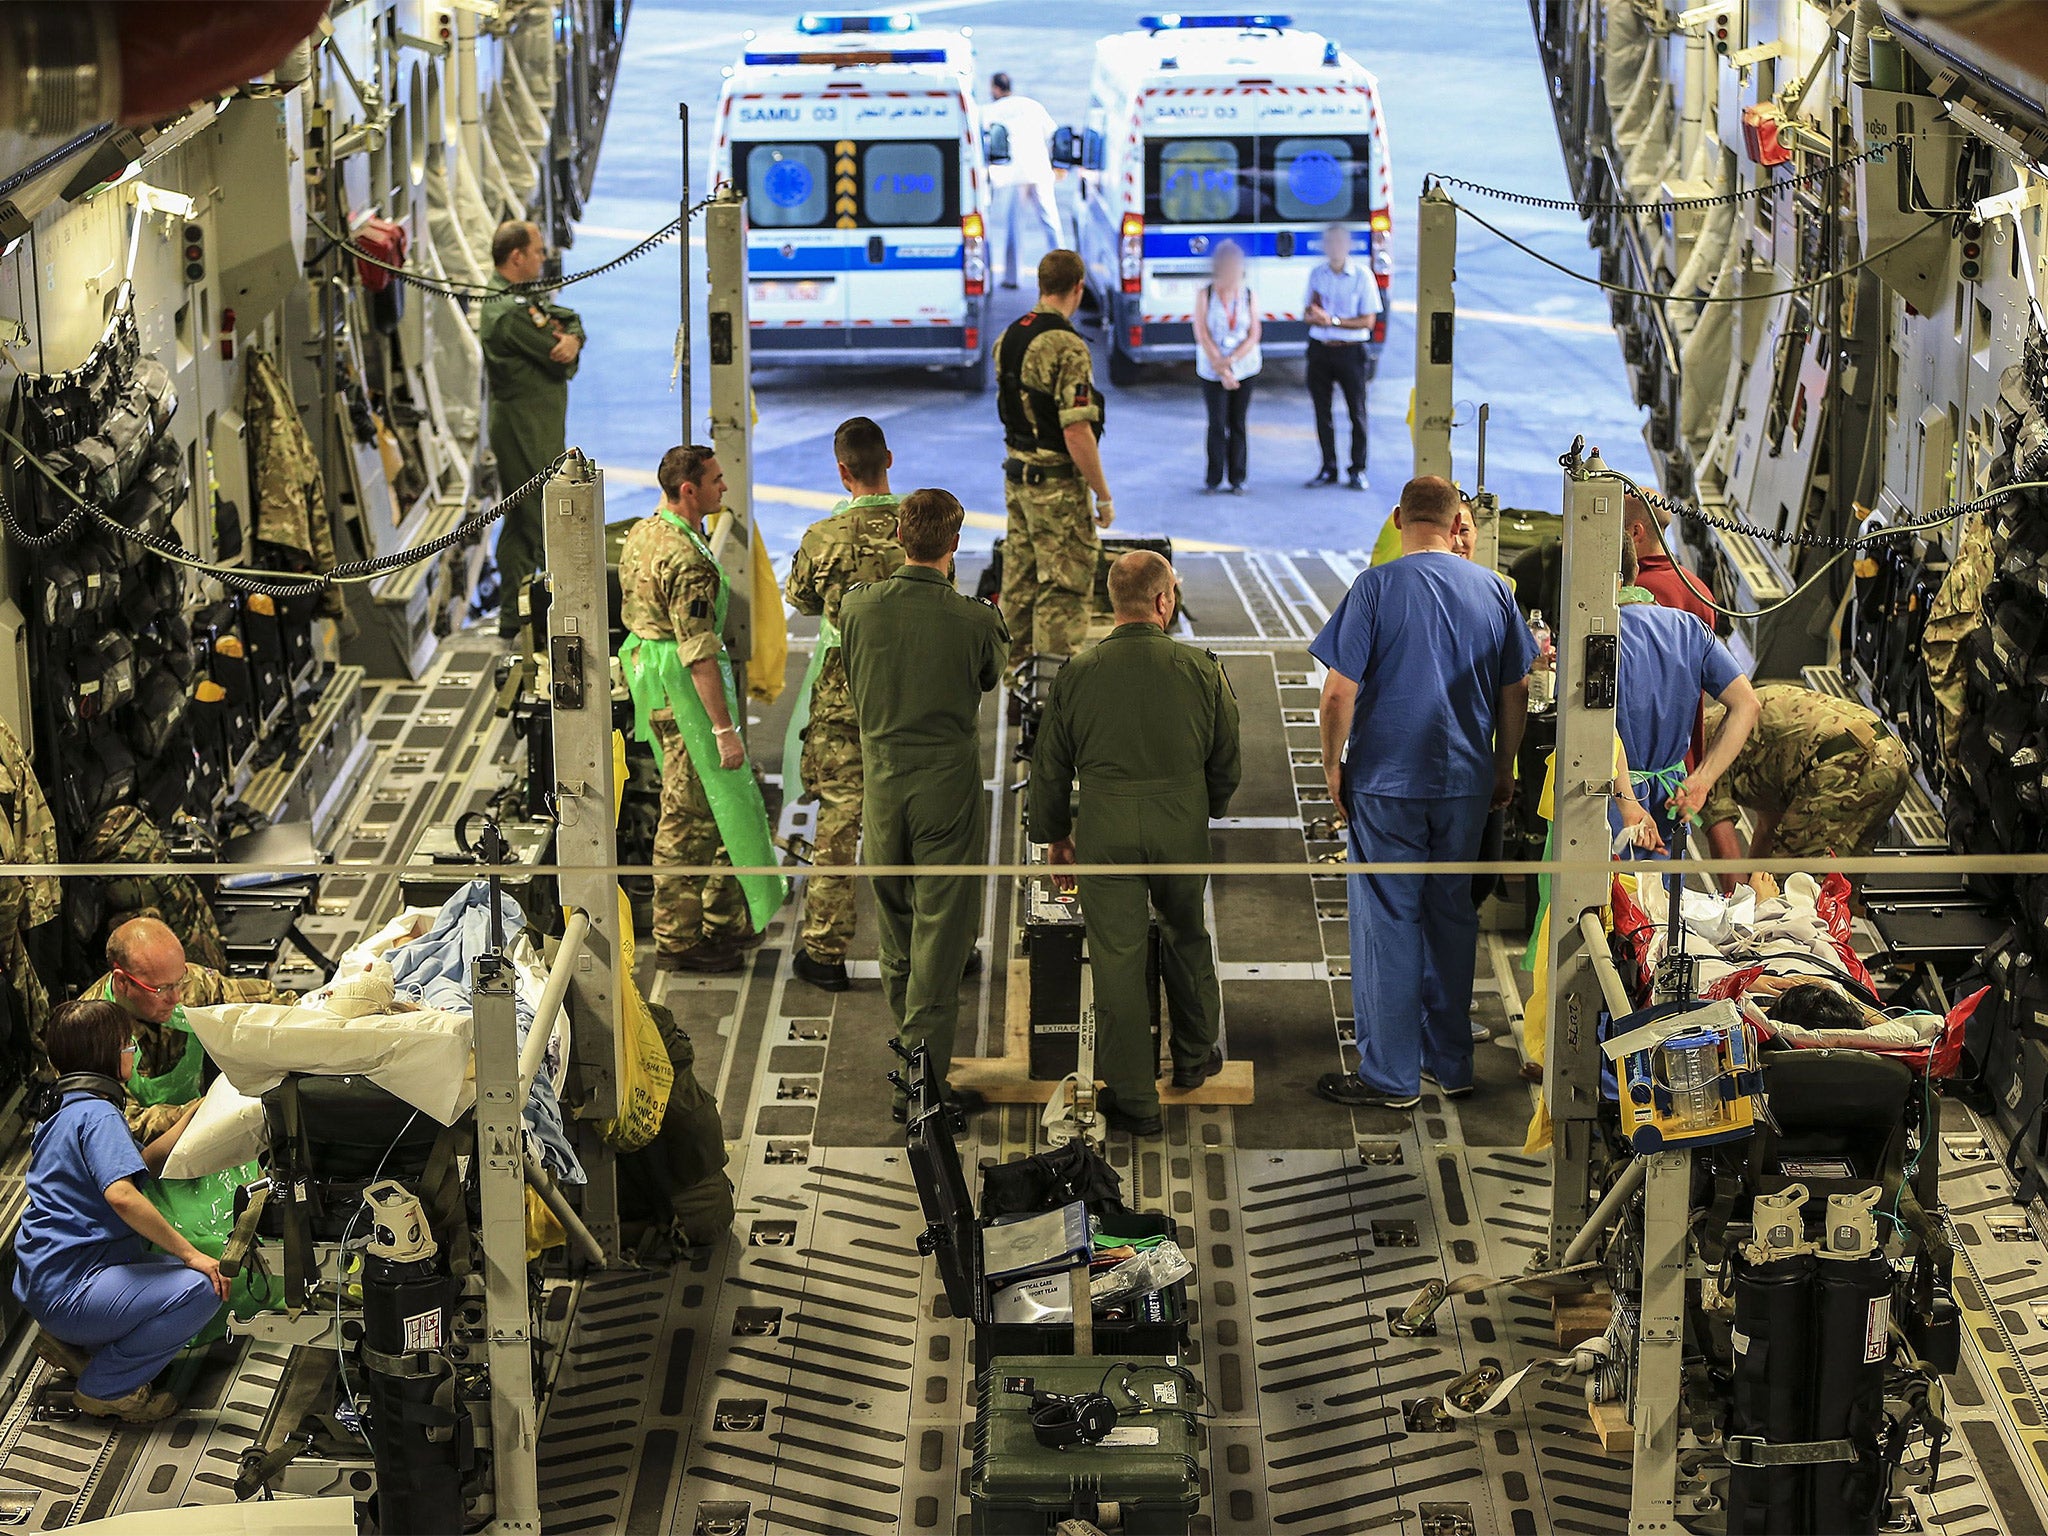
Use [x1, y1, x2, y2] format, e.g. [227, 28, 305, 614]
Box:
[980, 1138, 1132, 1224]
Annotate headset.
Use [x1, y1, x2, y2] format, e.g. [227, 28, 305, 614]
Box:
[1016, 1361, 1211, 1451]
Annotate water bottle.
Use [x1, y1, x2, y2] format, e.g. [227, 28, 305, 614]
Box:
[1526, 611, 1554, 713]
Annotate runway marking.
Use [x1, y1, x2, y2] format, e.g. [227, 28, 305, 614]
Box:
[1388, 297, 1612, 337]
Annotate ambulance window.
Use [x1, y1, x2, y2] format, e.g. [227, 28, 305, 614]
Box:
[862, 142, 948, 226]
[742, 144, 829, 228]
[1151, 138, 1251, 225]
[1267, 136, 1366, 223]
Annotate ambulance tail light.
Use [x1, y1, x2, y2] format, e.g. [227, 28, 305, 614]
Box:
[1371, 269, 1390, 344]
[1120, 213, 1143, 294]
[962, 213, 987, 296]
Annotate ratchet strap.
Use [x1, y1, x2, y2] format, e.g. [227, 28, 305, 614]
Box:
[1723, 1434, 1858, 1467]
[1442, 1336, 1610, 1419]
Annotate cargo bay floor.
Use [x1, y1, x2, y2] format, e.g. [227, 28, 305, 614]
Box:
[0, 550, 2045, 1534]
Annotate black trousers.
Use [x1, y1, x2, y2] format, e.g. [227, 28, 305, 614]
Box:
[1306, 339, 1368, 475]
[1201, 376, 1255, 488]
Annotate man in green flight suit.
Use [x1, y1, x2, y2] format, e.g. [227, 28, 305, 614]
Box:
[1029, 551, 1240, 1136]
[783, 417, 906, 992]
[840, 489, 1008, 1122]
[618, 445, 787, 972]
[482, 220, 584, 639]
[997, 248, 1115, 680]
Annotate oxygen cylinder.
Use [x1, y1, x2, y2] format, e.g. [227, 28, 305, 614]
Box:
[1726, 1253, 1816, 1534]
[357, 1181, 467, 1535]
[1809, 1250, 1895, 1535]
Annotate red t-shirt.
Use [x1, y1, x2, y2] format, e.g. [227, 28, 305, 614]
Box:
[1635, 552, 1716, 765]
[1635, 552, 1716, 631]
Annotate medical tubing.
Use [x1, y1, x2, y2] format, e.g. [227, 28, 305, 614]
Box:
[311, 198, 714, 300]
[0, 424, 572, 596]
[1448, 197, 1947, 304]
[1428, 138, 1901, 216]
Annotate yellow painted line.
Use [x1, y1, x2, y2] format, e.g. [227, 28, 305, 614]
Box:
[752, 483, 1244, 553]
[1389, 297, 1613, 337]
[596, 473, 1242, 553]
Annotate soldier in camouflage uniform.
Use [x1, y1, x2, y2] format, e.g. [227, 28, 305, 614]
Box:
[84, 806, 228, 972]
[0, 719, 60, 1046]
[617, 447, 760, 971]
[996, 249, 1114, 679]
[782, 417, 906, 991]
[93, 917, 294, 1139]
[1924, 512, 1994, 768]
[1699, 684, 1910, 890]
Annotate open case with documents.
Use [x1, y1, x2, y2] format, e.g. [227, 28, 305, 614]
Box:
[903, 1065, 1188, 1367]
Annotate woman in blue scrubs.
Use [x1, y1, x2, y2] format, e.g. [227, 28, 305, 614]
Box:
[13, 1000, 228, 1423]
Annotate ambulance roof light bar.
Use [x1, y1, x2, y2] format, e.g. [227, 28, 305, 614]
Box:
[796, 11, 918, 32]
[1140, 13, 1294, 31]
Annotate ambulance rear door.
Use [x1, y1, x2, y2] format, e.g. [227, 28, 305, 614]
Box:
[729, 118, 855, 341]
[1245, 86, 1383, 353]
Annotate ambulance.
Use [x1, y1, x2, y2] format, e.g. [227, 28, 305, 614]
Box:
[1071, 14, 1393, 384]
[711, 13, 995, 389]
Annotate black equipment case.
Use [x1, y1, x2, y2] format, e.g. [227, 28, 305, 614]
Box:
[903, 1075, 1188, 1368]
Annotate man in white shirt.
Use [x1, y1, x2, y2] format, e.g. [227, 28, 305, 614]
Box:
[1302, 223, 1383, 491]
[984, 72, 1065, 289]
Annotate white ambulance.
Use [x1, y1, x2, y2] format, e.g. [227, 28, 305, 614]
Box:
[1071, 14, 1393, 384]
[711, 12, 995, 389]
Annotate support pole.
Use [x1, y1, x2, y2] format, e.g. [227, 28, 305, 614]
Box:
[679, 102, 691, 441]
[519, 908, 590, 1105]
[473, 952, 539, 1534]
[1544, 446, 1623, 1264]
[1411, 183, 1458, 482]
[543, 456, 621, 1262]
[1630, 1149, 1691, 1533]
[705, 185, 755, 696]
[454, 5, 481, 177]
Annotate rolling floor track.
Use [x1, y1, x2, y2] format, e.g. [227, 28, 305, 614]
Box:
[0, 553, 2044, 1534]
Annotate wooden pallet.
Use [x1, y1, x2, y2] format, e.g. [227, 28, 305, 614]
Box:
[949, 960, 1257, 1105]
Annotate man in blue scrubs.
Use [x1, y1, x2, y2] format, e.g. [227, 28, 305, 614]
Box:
[1616, 541, 1759, 849]
[1311, 477, 1537, 1109]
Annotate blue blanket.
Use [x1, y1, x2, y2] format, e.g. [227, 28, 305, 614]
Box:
[388, 883, 586, 1185]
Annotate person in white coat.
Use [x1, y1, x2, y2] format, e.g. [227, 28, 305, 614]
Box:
[984, 72, 1064, 289]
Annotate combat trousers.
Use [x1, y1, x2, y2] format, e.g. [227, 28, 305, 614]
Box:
[40, 1258, 221, 1400]
[1774, 736, 1910, 857]
[488, 404, 560, 636]
[863, 747, 986, 1094]
[1001, 470, 1098, 677]
[1075, 789, 1222, 1118]
[798, 714, 863, 962]
[650, 716, 749, 952]
[1344, 789, 1491, 1098]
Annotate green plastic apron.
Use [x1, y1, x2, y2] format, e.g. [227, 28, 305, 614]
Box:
[619, 511, 789, 932]
[102, 982, 272, 1323]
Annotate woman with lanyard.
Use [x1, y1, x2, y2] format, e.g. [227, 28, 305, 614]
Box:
[1614, 537, 1760, 855]
[1194, 239, 1262, 494]
[13, 1000, 227, 1423]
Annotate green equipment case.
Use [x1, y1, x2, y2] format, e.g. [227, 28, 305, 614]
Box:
[970, 1355, 1200, 1535]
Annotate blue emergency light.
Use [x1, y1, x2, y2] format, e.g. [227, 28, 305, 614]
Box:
[1141, 13, 1294, 30]
[796, 11, 918, 32]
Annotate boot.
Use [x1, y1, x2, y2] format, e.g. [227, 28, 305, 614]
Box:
[73, 1382, 181, 1424]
